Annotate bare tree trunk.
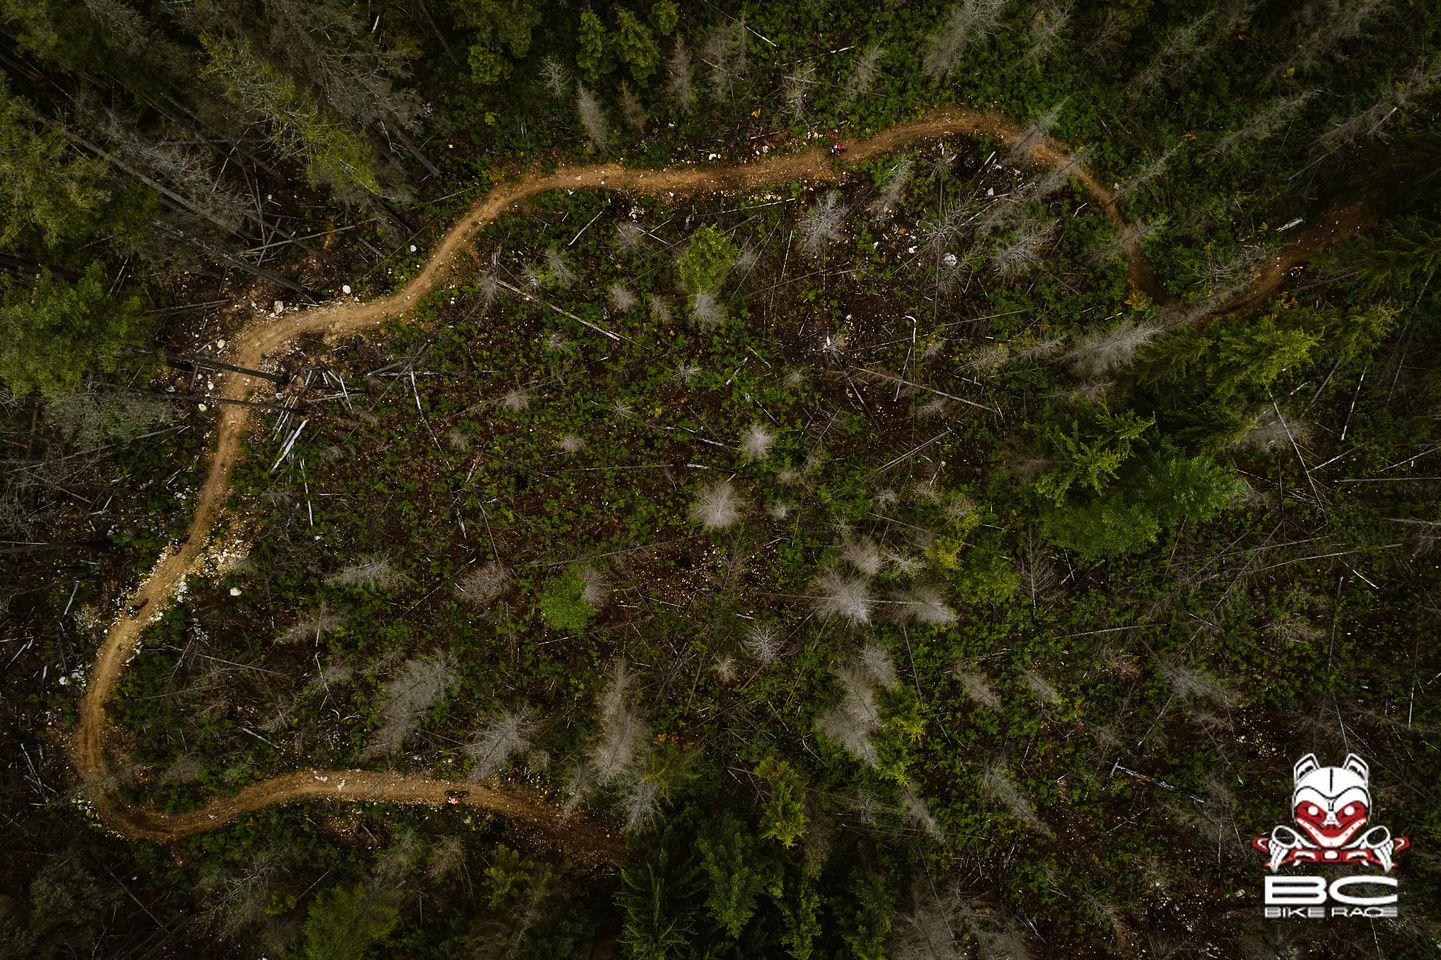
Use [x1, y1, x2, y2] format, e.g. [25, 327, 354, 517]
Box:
[150, 220, 320, 298]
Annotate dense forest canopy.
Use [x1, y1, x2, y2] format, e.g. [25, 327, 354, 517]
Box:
[2, 2, 1440, 958]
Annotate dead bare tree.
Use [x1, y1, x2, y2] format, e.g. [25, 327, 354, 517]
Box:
[1067, 319, 1160, 379]
[326, 555, 412, 591]
[575, 83, 609, 149]
[981, 763, 1053, 836]
[798, 192, 848, 258]
[784, 63, 816, 119]
[541, 56, 568, 98]
[923, 0, 1007, 79]
[701, 16, 748, 99]
[1310, 55, 1441, 156]
[813, 567, 873, 624]
[842, 43, 884, 106]
[1021, 5, 1071, 68]
[689, 480, 744, 530]
[465, 707, 536, 779]
[816, 647, 896, 765]
[667, 38, 697, 113]
[362, 652, 454, 758]
[989, 218, 1056, 278]
[1005, 102, 1065, 166]
[455, 561, 511, 607]
[590, 661, 650, 784]
[1290, 0, 1388, 74]
[1131, 13, 1217, 98]
[869, 156, 914, 220]
[619, 83, 647, 131]
[1213, 92, 1316, 156]
[1115, 147, 1179, 200]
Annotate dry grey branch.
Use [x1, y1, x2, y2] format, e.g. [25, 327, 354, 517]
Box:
[326, 556, 412, 592]
[981, 763, 1053, 836]
[1067, 319, 1159, 379]
[689, 480, 744, 530]
[575, 83, 609, 149]
[590, 661, 650, 784]
[465, 707, 536, 779]
[813, 567, 873, 623]
[363, 652, 454, 759]
[455, 561, 512, 607]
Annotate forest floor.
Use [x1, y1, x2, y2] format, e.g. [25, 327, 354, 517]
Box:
[70, 102, 1375, 861]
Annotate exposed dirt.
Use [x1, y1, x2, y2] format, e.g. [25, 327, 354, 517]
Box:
[1206, 201, 1380, 320]
[71, 103, 1374, 859]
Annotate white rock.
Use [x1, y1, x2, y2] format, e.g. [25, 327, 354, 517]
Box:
[342, 284, 352, 294]
[229, 587, 242, 596]
[409, 244, 418, 253]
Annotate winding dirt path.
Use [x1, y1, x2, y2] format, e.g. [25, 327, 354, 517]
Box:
[72, 104, 1372, 861]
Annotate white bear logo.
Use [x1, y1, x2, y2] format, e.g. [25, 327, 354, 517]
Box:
[1254, 753, 1408, 872]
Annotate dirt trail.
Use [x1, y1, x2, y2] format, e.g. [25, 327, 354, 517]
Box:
[1207, 201, 1379, 320]
[72, 103, 1372, 858]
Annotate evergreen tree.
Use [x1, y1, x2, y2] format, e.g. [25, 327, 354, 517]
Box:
[698, 814, 772, 938]
[874, 684, 925, 785]
[615, 8, 660, 83]
[679, 224, 739, 296]
[837, 870, 894, 960]
[576, 9, 607, 85]
[0, 263, 150, 398]
[756, 756, 807, 848]
[0, 80, 108, 248]
[1208, 318, 1317, 397]
[1346, 216, 1441, 301]
[199, 35, 381, 196]
[619, 849, 699, 960]
[299, 883, 399, 960]
[1034, 406, 1154, 506]
[1040, 496, 1160, 560]
[774, 876, 822, 960]
[451, 0, 543, 87]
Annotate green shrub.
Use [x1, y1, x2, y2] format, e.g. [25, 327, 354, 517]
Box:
[537, 568, 594, 631]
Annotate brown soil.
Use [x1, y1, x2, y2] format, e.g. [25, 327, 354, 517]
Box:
[72, 103, 1373, 859]
[1207, 201, 1380, 320]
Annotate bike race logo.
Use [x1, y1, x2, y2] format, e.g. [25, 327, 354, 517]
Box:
[1253, 753, 1409, 918]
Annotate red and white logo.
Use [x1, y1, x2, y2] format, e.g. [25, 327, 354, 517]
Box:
[1253, 753, 1408, 872]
